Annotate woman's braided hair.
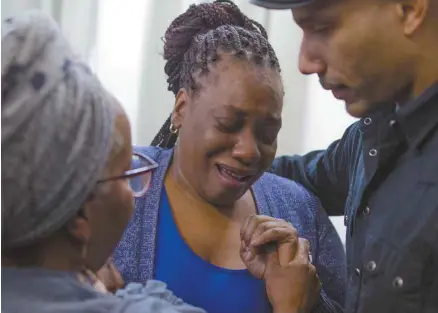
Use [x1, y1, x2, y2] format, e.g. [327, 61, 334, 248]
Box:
[151, 0, 281, 148]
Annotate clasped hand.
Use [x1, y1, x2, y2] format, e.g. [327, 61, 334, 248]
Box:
[92, 214, 321, 313]
[240, 215, 321, 313]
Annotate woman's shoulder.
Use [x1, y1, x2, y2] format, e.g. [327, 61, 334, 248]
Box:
[133, 145, 162, 158]
[133, 146, 171, 162]
[257, 172, 319, 208]
[254, 172, 322, 232]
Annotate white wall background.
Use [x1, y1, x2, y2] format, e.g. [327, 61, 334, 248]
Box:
[2, 0, 356, 244]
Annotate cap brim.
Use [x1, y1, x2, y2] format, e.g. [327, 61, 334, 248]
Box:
[250, 0, 315, 10]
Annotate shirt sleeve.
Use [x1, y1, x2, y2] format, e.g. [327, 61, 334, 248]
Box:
[116, 280, 206, 313]
[270, 122, 361, 216]
[313, 291, 345, 313]
[312, 204, 347, 313]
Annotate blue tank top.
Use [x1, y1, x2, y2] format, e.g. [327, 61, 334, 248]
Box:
[154, 189, 272, 313]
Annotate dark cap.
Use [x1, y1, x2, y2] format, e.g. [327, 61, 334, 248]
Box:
[250, 0, 315, 10]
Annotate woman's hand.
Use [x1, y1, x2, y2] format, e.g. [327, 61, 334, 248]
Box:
[95, 260, 125, 293]
[265, 238, 321, 313]
[240, 215, 321, 313]
[79, 269, 109, 293]
[240, 215, 299, 278]
[79, 259, 124, 294]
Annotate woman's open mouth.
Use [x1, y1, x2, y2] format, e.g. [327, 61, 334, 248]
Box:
[216, 164, 254, 187]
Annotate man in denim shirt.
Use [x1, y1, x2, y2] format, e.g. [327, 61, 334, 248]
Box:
[251, 0, 438, 312]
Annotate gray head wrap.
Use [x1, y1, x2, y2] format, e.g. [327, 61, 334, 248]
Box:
[2, 11, 116, 248]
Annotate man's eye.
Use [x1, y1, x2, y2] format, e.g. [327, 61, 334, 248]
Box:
[312, 25, 331, 34]
[302, 22, 333, 35]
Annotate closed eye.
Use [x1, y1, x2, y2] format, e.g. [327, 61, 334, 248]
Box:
[216, 118, 243, 134]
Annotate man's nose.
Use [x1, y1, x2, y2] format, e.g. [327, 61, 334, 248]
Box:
[298, 39, 326, 76]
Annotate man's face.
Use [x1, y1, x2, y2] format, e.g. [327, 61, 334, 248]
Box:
[293, 0, 416, 117]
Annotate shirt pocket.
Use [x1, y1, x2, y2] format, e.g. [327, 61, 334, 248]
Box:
[358, 236, 424, 313]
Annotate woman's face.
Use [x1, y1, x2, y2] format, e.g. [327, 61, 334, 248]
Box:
[84, 112, 135, 271]
[172, 55, 283, 206]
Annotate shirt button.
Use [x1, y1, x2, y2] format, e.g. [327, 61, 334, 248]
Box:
[364, 117, 372, 125]
[363, 206, 371, 216]
[369, 149, 378, 156]
[366, 260, 377, 272]
[392, 276, 403, 288]
[355, 268, 361, 276]
[389, 119, 396, 127]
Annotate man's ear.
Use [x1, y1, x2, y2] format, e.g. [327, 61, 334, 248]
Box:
[396, 0, 429, 36]
[171, 88, 191, 128]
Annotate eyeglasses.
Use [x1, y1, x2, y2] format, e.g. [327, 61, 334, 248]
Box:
[97, 153, 158, 197]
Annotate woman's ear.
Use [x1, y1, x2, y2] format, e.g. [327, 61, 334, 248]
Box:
[172, 88, 190, 127]
[65, 210, 91, 246]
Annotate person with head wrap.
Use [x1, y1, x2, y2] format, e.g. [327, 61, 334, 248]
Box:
[1, 10, 205, 313]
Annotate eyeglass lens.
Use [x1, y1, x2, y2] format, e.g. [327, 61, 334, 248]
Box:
[130, 155, 153, 197]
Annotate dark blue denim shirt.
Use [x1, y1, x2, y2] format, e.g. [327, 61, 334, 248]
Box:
[271, 82, 438, 313]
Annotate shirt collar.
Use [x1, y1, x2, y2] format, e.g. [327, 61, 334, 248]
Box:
[396, 81, 438, 149]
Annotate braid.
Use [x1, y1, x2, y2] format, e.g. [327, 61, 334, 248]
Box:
[150, 114, 178, 148]
[152, 0, 280, 148]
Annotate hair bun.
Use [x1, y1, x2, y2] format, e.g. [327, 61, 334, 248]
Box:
[162, 0, 268, 94]
[197, 1, 237, 30]
[163, 1, 259, 68]
[164, 1, 249, 43]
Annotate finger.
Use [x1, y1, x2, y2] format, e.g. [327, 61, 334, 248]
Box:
[94, 279, 109, 293]
[277, 235, 298, 266]
[241, 215, 274, 245]
[83, 269, 109, 293]
[265, 243, 280, 272]
[96, 266, 111, 284]
[251, 224, 297, 247]
[250, 225, 290, 247]
[249, 219, 287, 244]
[107, 262, 123, 282]
[250, 219, 297, 246]
[292, 238, 311, 264]
[106, 262, 124, 291]
[240, 214, 257, 245]
[84, 269, 98, 283]
[240, 239, 255, 262]
[78, 270, 92, 284]
[96, 262, 120, 291]
[309, 265, 321, 292]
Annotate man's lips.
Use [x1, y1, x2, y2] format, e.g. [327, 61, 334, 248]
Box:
[331, 87, 357, 104]
[320, 79, 357, 104]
